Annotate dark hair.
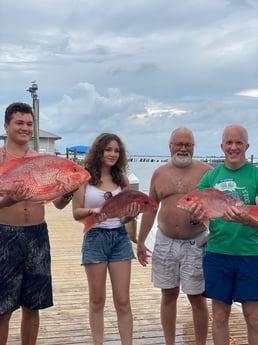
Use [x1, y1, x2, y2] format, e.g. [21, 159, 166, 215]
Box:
[85, 133, 128, 188]
[5, 102, 34, 124]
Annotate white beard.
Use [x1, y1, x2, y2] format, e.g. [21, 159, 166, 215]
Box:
[172, 152, 192, 167]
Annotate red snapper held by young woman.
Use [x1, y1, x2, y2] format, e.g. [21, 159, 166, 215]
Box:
[81, 190, 158, 231]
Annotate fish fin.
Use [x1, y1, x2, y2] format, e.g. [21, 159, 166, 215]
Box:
[79, 215, 95, 232]
[248, 206, 258, 221]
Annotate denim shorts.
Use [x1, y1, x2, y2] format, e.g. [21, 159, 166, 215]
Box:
[203, 252, 258, 305]
[0, 222, 53, 314]
[82, 226, 136, 265]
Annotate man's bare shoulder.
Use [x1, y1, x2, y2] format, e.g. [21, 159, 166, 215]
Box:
[152, 162, 172, 177]
[27, 148, 40, 156]
[192, 159, 213, 172]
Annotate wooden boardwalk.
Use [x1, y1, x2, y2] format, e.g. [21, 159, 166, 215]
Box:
[8, 203, 248, 344]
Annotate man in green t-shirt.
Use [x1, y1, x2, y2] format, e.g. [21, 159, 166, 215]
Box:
[189, 125, 258, 344]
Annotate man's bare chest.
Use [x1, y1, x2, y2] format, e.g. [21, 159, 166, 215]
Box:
[156, 173, 199, 200]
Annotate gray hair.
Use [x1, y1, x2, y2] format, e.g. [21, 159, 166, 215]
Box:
[169, 128, 195, 144]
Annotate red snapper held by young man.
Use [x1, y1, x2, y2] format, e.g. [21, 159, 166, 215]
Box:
[0, 154, 91, 203]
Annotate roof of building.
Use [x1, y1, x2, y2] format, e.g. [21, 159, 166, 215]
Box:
[0, 129, 62, 141]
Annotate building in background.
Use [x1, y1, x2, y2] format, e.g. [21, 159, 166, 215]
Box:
[0, 129, 61, 155]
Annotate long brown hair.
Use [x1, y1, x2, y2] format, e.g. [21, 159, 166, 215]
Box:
[85, 133, 128, 188]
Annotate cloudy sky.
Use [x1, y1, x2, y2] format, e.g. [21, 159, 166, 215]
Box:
[0, 0, 257, 158]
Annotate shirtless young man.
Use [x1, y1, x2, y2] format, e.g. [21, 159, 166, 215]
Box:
[0, 102, 72, 345]
[137, 128, 212, 345]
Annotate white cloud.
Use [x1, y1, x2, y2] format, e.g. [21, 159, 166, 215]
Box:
[236, 89, 258, 98]
[0, 0, 257, 158]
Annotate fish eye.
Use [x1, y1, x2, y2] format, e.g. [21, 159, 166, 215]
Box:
[73, 167, 78, 172]
[144, 200, 149, 204]
[186, 197, 191, 201]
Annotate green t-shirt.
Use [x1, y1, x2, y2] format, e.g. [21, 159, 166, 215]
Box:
[198, 162, 258, 255]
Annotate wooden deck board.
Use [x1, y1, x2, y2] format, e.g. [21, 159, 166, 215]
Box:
[7, 203, 248, 344]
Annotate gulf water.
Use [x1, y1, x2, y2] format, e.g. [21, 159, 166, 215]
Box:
[128, 156, 170, 193]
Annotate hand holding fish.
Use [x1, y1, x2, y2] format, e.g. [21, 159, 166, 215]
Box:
[0, 155, 91, 204]
[177, 188, 258, 227]
[223, 205, 251, 225]
[186, 200, 250, 227]
[9, 182, 31, 201]
[0, 182, 31, 207]
[62, 188, 78, 201]
[53, 188, 80, 210]
[89, 208, 108, 224]
[186, 198, 206, 225]
[120, 201, 141, 224]
[80, 190, 158, 232]
[126, 201, 141, 217]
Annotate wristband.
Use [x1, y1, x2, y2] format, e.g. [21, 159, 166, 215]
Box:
[63, 194, 73, 202]
[189, 219, 200, 225]
[244, 218, 251, 226]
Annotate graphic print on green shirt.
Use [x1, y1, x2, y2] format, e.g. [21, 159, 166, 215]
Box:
[198, 162, 258, 255]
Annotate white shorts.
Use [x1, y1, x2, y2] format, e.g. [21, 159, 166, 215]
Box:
[152, 227, 207, 294]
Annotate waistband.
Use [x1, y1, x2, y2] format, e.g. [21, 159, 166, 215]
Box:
[90, 225, 125, 232]
[0, 221, 47, 232]
[157, 227, 207, 242]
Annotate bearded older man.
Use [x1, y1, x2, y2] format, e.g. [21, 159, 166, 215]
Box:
[137, 128, 212, 345]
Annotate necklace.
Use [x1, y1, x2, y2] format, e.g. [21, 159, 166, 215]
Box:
[1, 146, 31, 222]
[2, 145, 30, 162]
[176, 177, 184, 191]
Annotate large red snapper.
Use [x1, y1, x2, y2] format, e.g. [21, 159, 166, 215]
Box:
[177, 187, 258, 225]
[0, 154, 91, 203]
[81, 190, 158, 231]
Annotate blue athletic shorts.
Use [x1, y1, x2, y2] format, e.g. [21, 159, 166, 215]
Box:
[82, 226, 135, 265]
[0, 222, 53, 314]
[203, 251, 258, 305]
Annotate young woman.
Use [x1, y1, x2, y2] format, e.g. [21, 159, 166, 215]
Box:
[72, 133, 139, 345]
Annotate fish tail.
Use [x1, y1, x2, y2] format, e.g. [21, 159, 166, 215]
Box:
[80, 215, 95, 232]
[248, 206, 258, 221]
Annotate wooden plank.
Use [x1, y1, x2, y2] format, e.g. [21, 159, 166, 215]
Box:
[7, 203, 248, 344]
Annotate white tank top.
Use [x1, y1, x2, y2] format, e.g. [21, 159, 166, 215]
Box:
[84, 185, 122, 229]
